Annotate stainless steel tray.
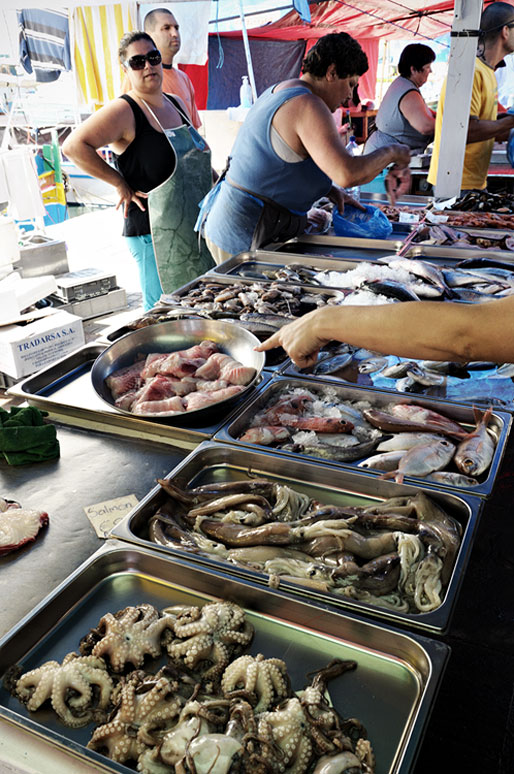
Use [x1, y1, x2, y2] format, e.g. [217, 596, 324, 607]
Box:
[209, 251, 377, 283]
[0, 540, 449, 774]
[213, 376, 511, 498]
[280, 352, 514, 413]
[111, 440, 482, 633]
[276, 234, 514, 262]
[159, 273, 345, 307]
[7, 343, 272, 450]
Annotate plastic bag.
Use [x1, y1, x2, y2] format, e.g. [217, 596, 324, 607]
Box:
[332, 203, 393, 239]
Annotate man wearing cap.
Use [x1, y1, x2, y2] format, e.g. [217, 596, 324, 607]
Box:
[428, 1, 514, 193]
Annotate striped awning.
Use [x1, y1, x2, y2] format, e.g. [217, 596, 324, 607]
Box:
[72, 3, 136, 110]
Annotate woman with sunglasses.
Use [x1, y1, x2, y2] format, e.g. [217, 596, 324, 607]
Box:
[62, 31, 214, 310]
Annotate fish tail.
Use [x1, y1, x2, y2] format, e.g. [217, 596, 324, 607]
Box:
[379, 470, 397, 481]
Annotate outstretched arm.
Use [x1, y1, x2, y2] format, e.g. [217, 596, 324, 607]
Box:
[256, 296, 514, 367]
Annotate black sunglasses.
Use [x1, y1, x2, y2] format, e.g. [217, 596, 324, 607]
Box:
[125, 50, 162, 70]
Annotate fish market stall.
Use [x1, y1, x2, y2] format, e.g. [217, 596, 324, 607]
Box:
[2, 260, 514, 774]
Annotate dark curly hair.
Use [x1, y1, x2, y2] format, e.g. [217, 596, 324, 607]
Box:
[302, 33, 368, 79]
[119, 31, 155, 63]
[398, 44, 435, 78]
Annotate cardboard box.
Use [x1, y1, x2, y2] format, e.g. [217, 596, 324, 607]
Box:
[0, 310, 85, 378]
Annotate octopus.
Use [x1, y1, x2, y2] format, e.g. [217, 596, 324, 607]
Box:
[138, 697, 231, 773]
[221, 653, 291, 712]
[242, 697, 314, 773]
[164, 602, 254, 685]
[88, 672, 184, 763]
[14, 651, 113, 728]
[80, 603, 175, 672]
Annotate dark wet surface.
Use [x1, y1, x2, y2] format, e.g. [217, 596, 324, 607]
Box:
[413, 433, 514, 773]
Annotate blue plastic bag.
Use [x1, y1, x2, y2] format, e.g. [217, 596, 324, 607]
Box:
[332, 203, 393, 239]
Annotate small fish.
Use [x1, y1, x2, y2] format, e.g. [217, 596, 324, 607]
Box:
[358, 450, 406, 471]
[312, 352, 353, 375]
[363, 405, 467, 439]
[455, 257, 514, 271]
[294, 437, 378, 462]
[239, 426, 291, 445]
[363, 279, 420, 302]
[395, 376, 418, 392]
[382, 361, 417, 379]
[358, 357, 388, 374]
[421, 361, 471, 378]
[406, 365, 445, 386]
[377, 432, 446, 452]
[424, 471, 479, 488]
[454, 407, 496, 476]
[381, 438, 456, 484]
[387, 257, 455, 298]
[465, 361, 497, 371]
[491, 362, 514, 378]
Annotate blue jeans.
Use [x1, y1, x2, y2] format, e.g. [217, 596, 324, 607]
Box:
[125, 234, 163, 311]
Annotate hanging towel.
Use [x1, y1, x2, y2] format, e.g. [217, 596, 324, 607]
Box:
[18, 8, 71, 83]
[0, 406, 60, 466]
[73, 4, 136, 110]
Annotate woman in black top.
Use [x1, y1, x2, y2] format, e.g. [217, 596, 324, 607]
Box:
[62, 30, 213, 310]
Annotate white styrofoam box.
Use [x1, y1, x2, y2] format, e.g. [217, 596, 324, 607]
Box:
[0, 273, 58, 321]
[0, 310, 85, 378]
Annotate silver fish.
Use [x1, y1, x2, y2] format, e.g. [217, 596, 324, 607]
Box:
[454, 407, 495, 476]
[383, 438, 456, 484]
[358, 450, 406, 471]
[395, 376, 417, 392]
[312, 352, 353, 375]
[406, 365, 445, 386]
[382, 361, 417, 379]
[358, 356, 388, 374]
[377, 432, 446, 452]
[387, 257, 452, 297]
[425, 471, 479, 488]
[491, 362, 514, 378]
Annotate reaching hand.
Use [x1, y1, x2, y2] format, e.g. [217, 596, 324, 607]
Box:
[255, 310, 332, 369]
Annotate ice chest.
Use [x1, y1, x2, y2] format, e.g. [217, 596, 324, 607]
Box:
[0, 310, 84, 379]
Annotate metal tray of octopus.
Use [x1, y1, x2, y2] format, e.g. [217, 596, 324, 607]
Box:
[212, 376, 512, 499]
[110, 440, 481, 634]
[0, 541, 449, 774]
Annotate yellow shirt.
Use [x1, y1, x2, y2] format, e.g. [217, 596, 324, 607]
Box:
[428, 57, 497, 190]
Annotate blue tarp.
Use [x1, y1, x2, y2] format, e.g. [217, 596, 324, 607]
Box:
[207, 36, 305, 109]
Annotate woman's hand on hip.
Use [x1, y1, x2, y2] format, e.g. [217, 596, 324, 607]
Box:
[115, 179, 148, 217]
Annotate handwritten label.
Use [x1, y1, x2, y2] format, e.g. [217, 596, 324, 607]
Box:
[85, 495, 139, 538]
[398, 212, 420, 223]
[425, 211, 449, 224]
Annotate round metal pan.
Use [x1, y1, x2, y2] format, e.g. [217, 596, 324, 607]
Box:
[91, 318, 265, 422]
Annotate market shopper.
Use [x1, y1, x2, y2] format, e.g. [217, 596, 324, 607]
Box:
[428, 1, 514, 193]
[363, 43, 436, 154]
[255, 295, 514, 368]
[121, 7, 201, 130]
[62, 31, 214, 310]
[199, 33, 411, 264]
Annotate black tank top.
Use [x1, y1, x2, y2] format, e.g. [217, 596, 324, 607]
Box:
[115, 94, 182, 236]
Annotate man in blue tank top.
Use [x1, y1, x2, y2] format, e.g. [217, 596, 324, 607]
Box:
[200, 32, 411, 262]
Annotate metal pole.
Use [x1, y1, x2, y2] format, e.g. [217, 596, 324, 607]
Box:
[434, 0, 482, 198]
[237, 0, 258, 102]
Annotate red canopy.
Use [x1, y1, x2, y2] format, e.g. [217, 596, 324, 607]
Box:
[180, 0, 483, 108]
